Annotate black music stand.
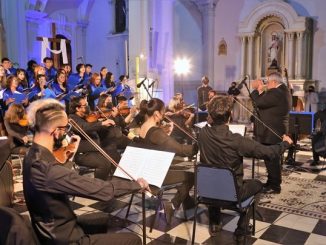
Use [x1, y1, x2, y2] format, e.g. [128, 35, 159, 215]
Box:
[287, 111, 314, 168]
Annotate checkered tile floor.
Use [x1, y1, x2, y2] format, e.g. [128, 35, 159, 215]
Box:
[12, 140, 326, 245]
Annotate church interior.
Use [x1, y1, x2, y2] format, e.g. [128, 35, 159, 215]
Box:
[0, 0, 326, 244]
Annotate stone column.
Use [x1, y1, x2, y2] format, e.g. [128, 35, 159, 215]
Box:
[295, 31, 304, 79]
[287, 32, 295, 79]
[196, 0, 218, 87]
[240, 36, 247, 78]
[247, 34, 254, 78]
[255, 34, 261, 78]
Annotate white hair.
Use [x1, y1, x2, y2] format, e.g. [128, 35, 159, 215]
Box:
[27, 99, 65, 128]
[268, 72, 283, 84]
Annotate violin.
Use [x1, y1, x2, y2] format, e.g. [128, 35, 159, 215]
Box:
[86, 112, 100, 123]
[118, 106, 131, 117]
[53, 136, 79, 164]
[18, 115, 29, 127]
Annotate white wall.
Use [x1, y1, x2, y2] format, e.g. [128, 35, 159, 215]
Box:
[85, 0, 126, 76]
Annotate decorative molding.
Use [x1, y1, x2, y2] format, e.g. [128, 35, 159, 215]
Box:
[239, 0, 310, 34]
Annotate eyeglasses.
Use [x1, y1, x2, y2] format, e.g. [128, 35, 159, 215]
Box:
[57, 123, 72, 132]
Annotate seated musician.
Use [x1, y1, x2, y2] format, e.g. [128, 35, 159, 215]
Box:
[4, 103, 29, 154]
[137, 98, 198, 223]
[198, 96, 292, 241]
[23, 98, 148, 244]
[97, 94, 137, 137]
[166, 95, 194, 144]
[69, 96, 126, 169]
[3, 75, 29, 108]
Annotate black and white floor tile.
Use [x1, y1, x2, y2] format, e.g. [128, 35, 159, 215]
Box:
[12, 142, 326, 245]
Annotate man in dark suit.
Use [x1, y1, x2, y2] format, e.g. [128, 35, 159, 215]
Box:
[251, 72, 291, 194]
[197, 76, 212, 111]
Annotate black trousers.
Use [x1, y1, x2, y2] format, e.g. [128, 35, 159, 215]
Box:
[75, 152, 114, 180]
[152, 170, 195, 209]
[264, 154, 282, 188]
[209, 179, 262, 230]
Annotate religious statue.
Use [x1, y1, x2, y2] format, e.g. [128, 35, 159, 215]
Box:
[268, 33, 280, 68]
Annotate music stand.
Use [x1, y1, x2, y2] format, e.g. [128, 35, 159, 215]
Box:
[288, 111, 314, 167]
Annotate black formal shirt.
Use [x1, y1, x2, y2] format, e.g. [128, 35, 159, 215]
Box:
[23, 143, 140, 244]
[141, 127, 197, 157]
[199, 124, 289, 188]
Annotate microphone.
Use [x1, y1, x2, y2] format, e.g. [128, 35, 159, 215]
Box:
[137, 77, 147, 88]
[237, 75, 248, 89]
[77, 56, 83, 60]
[148, 80, 156, 88]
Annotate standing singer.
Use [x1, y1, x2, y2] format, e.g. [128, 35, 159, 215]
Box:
[197, 76, 212, 111]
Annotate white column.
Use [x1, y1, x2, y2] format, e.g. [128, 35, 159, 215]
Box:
[295, 31, 304, 79]
[196, 0, 218, 87]
[240, 36, 247, 78]
[2, 0, 28, 67]
[287, 32, 295, 79]
[247, 34, 254, 78]
[255, 34, 261, 78]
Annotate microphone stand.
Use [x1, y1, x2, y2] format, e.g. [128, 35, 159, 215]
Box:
[140, 82, 152, 100]
[241, 79, 261, 179]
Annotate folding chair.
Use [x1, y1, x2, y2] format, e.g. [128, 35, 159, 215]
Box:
[192, 163, 256, 244]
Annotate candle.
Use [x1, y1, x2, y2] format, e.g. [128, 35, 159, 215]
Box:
[125, 40, 128, 76]
[135, 56, 139, 93]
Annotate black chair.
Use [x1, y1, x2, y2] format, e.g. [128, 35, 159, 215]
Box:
[0, 206, 40, 245]
[192, 163, 256, 244]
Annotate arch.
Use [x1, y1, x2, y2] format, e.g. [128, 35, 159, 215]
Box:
[239, 0, 308, 34]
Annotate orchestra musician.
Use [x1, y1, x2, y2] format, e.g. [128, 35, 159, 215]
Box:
[69, 96, 128, 166]
[198, 95, 292, 241]
[4, 103, 30, 154]
[166, 94, 194, 144]
[137, 98, 198, 223]
[251, 72, 291, 194]
[197, 76, 212, 111]
[23, 98, 147, 244]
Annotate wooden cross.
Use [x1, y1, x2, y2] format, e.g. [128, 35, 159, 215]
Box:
[37, 23, 71, 69]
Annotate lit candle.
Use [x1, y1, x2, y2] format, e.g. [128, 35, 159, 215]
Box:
[125, 40, 128, 76]
[135, 56, 139, 93]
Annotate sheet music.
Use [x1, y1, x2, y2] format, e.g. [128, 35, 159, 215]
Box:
[194, 121, 246, 136]
[228, 124, 246, 136]
[114, 146, 174, 188]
